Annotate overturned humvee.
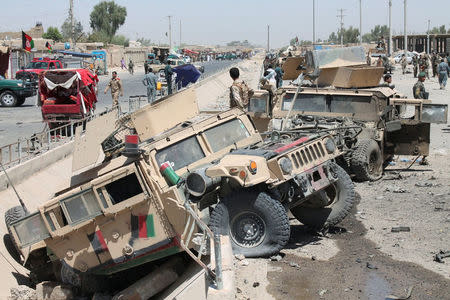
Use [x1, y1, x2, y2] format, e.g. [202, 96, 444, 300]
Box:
[5, 87, 355, 294]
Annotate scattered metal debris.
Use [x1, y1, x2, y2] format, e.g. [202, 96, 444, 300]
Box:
[433, 250, 450, 263]
[391, 227, 411, 233]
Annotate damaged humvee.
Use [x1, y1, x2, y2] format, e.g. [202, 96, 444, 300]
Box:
[248, 86, 448, 181]
[5, 87, 355, 293]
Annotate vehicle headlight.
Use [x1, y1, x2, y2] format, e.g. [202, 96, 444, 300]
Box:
[17, 83, 23, 87]
[279, 157, 293, 175]
[324, 138, 336, 154]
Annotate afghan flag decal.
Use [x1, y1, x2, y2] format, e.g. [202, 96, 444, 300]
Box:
[22, 31, 34, 52]
[131, 214, 155, 239]
[88, 230, 108, 254]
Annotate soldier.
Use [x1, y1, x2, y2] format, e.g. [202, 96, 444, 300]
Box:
[438, 58, 450, 89]
[144, 61, 149, 74]
[419, 55, 430, 79]
[400, 54, 407, 75]
[104, 71, 123, 108]
[431, 52, 439, 77]
[128, 60, 134, 75]
[164, 63, 174, 95]
[142, 67, 158, 103]
[229, 67, 253, 110]
[412, 54, 418, 78]
[413, 72, 428, 99]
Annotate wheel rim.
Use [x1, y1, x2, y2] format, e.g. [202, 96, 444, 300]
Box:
[2, 94, 14, 105]
[230, 212, 266, 248]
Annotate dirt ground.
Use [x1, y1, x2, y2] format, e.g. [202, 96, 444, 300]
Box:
[234, 64, 450, 300]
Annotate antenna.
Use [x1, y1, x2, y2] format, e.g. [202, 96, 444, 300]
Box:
[337, 9, 346, 46]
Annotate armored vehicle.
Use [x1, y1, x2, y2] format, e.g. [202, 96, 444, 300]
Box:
[248, 86, 447, 181]
[5, 88, 355, 291]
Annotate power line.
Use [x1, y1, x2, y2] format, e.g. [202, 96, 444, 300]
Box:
[337, 9, 346, 46]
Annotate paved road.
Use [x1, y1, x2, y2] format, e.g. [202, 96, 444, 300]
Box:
[0, 60, 238, 146]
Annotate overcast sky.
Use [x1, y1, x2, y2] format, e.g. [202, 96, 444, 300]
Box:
[1, 0, 449, 47]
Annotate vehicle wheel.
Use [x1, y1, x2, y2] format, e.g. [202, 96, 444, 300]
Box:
[58, 261, 107, 294]
[350, 139, 383, 181]
[209, 190, 290, 257]
[16, 97, 26, 106]
[4, 206, 27, 262]
[290, 163, 355, 230]
[0, 91, 18, 107]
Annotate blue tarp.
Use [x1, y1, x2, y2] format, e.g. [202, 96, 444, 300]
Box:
[56, 50, 94, 58]
[173, 64, 201, 88]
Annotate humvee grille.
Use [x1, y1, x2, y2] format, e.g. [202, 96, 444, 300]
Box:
[288, 141, 327, 170]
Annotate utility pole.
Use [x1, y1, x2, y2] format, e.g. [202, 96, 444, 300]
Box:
[389, 0, 392, 55]
[168, 15, 172, 51]
[179, 20, 182, 47]
[337, 9, 345, 47]
[312, 0, 316, 46]
[427, 20, 430, 54]
[267, 25, 270, 52]
[403, 0, 407, 54]
[69, 0, 74, 44]
[359, 0, 362, 44]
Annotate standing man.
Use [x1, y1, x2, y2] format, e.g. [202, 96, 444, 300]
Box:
[412, 54, 418, 78]
[164, 62, 174, 95]
[143, 68, 158, 103]
[128, 59, 134, 75]
[431, 52, 439, 77]
[274, 65, 284, 88]
[413, 72, 428, 99]
[419, 55, 430, 79]
[400, 54, 407, 75]
[104, 71, 123, 108]
[144, 60, 149, 74]
[229, 67, 253, 110]
[120, 57, 127, 70]
[438, 58, 450, 89]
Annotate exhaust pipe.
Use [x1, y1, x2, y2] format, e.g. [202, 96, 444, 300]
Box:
[186, 167, 220, 197]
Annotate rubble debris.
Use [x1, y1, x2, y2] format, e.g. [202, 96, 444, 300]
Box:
[433, 250, 450, 263]
[415, 182, 433, 187]
[355, 258, 362, 263]
[383, 172, 403, 180]
[391, 227, 411, 233]
[8, 286, 37, 300]
[234, 254, 246, 261]
[311, 256, 317, 261]
[269, 255, 282, 261]
[385, 186, 408, 193]
[386, 286, 413, 300]
[240, 260, 250, 267]
[366, 262, 378, 269]
[236, 287, 242, 294]
[252, 282, 260, 288]
[289, 262, 300, 268]
[35, 282, 74, 300]
[318, 289, 328, 297]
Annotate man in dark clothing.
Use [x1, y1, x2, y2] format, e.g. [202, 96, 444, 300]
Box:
[274, 65, 284, 88]
[164, 63, 174, 95]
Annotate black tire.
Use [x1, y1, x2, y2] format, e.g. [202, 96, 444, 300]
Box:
[0, 91, 18, 107]
[5, 206, 27, 259]
[291, 163, 355, 230]
[350, 139, 383, 181]
[16, 97, 26, 106]
[209, 190, 290, 257]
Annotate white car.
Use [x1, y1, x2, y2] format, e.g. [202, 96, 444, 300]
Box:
[394, 51, 418, 64]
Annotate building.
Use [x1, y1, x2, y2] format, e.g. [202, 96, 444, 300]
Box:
[392, 33, 450, 54]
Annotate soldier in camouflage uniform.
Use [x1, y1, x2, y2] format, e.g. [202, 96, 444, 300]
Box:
[104, 71, 123, 107]
[413, 72, 428, 99]
[412, 55, 418, 78]
[431, 52, 440, 77]
[418, 55, 430, 79]
[400, 54, 407, 74]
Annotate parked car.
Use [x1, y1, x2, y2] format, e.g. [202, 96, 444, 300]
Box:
[0, 76, 36, 107]
[393, 51, 418, 64]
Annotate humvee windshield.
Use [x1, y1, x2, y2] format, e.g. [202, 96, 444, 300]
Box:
[155, 118, 251, 170]
[204, 119, 250, 152]
[249, 97, 268, 113]
[156, 136, 205, 171]
[12, 213, 50, 247]
[281, 93, 377, 120]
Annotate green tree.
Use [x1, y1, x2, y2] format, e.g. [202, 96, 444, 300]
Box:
[89, 1, 127, 42]
[341, 26, 360, 43]
[61, 18, 84, 42]
[111, 35, 129, 47]
[137, 37, 151, 46]
[42, 27, 63, 42]
[328, 32, 338, 43]
[430, 25, 446, 34]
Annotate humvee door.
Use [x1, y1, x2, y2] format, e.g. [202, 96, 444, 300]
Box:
[248, 90, 271, 133]
[385, 99, 448, 156]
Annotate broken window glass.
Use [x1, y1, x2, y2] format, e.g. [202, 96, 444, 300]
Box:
[105, 173, 143, 204]
[156, 136, 205, 171]
[204, 119, 250, 152]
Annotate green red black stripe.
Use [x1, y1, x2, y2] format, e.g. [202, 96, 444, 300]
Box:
[131, 214, 155, 238]
[88, 230, 108, 254]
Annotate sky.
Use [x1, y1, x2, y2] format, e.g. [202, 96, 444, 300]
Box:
[1, 0, 449, 48]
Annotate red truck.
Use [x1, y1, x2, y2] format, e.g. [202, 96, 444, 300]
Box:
[16, 57, 63, 88]
[38, 69, 98, 129]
